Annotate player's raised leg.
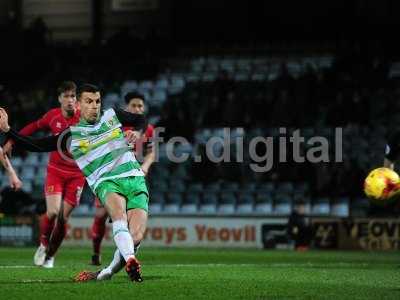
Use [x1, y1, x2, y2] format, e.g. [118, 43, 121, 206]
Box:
[104, 191, 142, 282]
[95, 207, 147, 281]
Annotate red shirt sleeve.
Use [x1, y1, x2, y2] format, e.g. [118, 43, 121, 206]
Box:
[19, 111, 52, 136]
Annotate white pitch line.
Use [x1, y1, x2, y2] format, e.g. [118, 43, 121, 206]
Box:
[0, 265, 67, 269]
[147, 262, 371, 267]
[0, 262, 371, 269]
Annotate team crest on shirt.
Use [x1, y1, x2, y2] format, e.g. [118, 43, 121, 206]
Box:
[107, 119, 115, 127]
[56, 122, 62, 129]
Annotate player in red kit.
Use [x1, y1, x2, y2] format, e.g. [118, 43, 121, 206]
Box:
[90, 92, 155, 266]
[3, 81, 84, 268]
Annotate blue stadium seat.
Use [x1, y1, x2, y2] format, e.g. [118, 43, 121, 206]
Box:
[181, 192, 200, 214]
[218, 192, 236, 214]
[351, 197, 369, 217]
[154, 77, 169, 90]
[199, 192, 218, 214]
[331, 197, 349, 217]
[187, 183, 203, 193]
[120, 80, 138, 96]
[312, 197, 331, 215]
[164, 192, 183, 213]
[25, 153, 39, 166]
[277, 182, 294, 194]
[168, 179, 186, 192]
[221, 181, 239, 192]
[258, 182, 275, 193]
[149, 191, 165, 214]
[254, 192, 273, 214]
[236, 193, 254, 214]
[21, 166, 36, 181]
[204, 182, 221, 192]
[274, 193, 292, 215]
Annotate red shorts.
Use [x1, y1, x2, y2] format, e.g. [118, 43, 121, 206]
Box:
[45, 165, 85, 207]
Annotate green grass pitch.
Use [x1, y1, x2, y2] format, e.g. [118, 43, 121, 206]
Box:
[0, 247, 399, 300]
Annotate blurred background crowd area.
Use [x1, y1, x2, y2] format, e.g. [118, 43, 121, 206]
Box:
[1, 0, 400, 217]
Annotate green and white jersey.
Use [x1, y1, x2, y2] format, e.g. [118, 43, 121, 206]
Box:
[69, 108, 144, 191]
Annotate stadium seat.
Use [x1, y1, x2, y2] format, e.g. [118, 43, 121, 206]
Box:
[22, 180, 33, 193]
[25, 153, 39, 166]
[10, 157, 23, 169]
[120, 80, 138, 96]
[102, 93, 121, 109]
[199, 192, 218, 214]
[257, 182, 275, 193]
[277, 182, 294, 194]
[236, 193, 254, 214]
[351, 197, 369, 217]
[274, 193, 292, 215]
[185, 73, 201, 82]
[138, 80, 154, 93]
[168, 179, 186, 192]
[148, 89, 167, 107]
[154, 78, 169, 90]
[150, 179, 169, 193]
[294, 182, 310, 195]
[221, 181, 239, 192]
[312, 197, 331, 215]
[241, 182, 257, 192]
[149, 191, 165, 214]
[204, 182, 221, 192]
[254, 192, 273, 214]
[20, 166, 36, 181]
[168, 75, 185, 95]
[181, 192, 200, 214]
[164, 192, 183, 213]
[187, 183, 203, 193]
[331, 197, 349, 217]
[218, 192, 236, 214]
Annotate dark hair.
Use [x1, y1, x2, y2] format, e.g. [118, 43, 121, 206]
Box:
[77, 83, 100, 99]
[124, 92, 145, 104]
[57, 81, 76, 96]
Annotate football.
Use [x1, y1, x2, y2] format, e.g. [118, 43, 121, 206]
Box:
[364, 167, 400, 205]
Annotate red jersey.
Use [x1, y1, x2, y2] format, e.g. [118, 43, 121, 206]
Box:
[122, 124, 155, 157]
[19, 108, 81, 173]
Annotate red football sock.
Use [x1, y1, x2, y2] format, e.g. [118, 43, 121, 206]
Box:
[39, 214, 55, 247]
[46, 219, 67, 258]
[91, 216, 106, 255]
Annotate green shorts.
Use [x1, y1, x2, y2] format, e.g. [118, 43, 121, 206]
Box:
[95, 176, 149, 212]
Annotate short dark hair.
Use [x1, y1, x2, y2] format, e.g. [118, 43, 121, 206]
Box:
[124, 92, 145, 104]
[77, 83, 100, 99]
[57, 81, 76, 96]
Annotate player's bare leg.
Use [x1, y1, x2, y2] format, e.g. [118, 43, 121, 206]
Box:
[42, 201, 74, 268]
[76, 193, 143, 282]
[128, 208, 148, 256]
[34, 194, 61, 266]
[90, 206, 108, 265]
[104, 192, 142, 281]
[88, 208, 147, 281]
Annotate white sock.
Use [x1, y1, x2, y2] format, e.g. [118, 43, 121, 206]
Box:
[112, 220, 135, 262]
[97, 249, 124, 280]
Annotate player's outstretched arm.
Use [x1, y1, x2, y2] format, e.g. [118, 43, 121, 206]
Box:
[3, 110, 52, 156]
[0, 108, 70, 153]
[0, 147, 22, 190]
[114, 108, 147, 131]
[0, 146, 22, 190]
